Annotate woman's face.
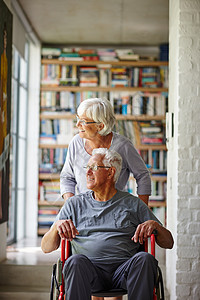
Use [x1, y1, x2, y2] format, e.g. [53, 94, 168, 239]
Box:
[76, 113, 100, 140]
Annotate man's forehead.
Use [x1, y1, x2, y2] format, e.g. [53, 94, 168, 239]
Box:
[89, 154, 104, 164]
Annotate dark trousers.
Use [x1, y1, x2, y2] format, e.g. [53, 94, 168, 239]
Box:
[63, 252, 158, 300]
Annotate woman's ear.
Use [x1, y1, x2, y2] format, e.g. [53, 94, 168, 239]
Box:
[97, 122, 104, 132]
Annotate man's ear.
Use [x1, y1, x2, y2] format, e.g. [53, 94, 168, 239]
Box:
[108, 167, 116, 180]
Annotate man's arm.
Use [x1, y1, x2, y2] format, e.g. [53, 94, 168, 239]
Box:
[132, 220, 174, 249]
[41, 222, 61, 253]
[41, 219, 79, 253]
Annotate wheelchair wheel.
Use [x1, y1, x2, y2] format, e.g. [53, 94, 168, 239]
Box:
[155, 266, 165, 300]
[50, 263, 61, 300]
[50, 264, 57, 300]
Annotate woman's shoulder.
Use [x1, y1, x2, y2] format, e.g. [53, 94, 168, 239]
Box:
[69, 134, 83, 147]
[112, 132, 134, 147]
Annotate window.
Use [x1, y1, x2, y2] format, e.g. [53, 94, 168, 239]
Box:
[7, 43, 29, 244]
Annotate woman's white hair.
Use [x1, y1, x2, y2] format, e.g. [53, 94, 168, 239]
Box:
[92, 148, 122, 182]
[77, 98, 116, 136]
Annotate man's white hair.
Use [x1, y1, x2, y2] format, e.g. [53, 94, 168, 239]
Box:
[77, 98, 116, 136]
[92, 148, 122, 182]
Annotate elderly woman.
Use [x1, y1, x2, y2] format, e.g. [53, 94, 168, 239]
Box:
[60, 97, 151, 300]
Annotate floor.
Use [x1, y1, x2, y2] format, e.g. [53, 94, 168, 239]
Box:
[5, 237, 60, 266]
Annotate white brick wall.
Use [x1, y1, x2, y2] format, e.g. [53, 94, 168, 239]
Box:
[168, 0, 200, 299]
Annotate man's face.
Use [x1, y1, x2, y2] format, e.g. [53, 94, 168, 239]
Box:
[86, 154, 110, 192]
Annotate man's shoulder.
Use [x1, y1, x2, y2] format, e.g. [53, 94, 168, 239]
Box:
[116, 190, 139, 203]
[68, 191, 92, 203]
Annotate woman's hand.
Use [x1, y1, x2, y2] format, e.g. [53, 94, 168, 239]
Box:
[56, 219, 79, 241]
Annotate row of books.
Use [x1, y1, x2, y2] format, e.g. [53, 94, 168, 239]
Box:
[40, 119, 166, 150]
[139, 149, 167, 171]
[126, 176, 166, 202]
[41, 47, 158, 62]
[40, 91, 109, 111]
[40, 118, 76, 135]
[40, 91, 168, 118]
[39, 180, 62, 202]
[39, 148, 68, 166]
[138, 121, 165, 145]
[38, 205, 61, 232]
[114, 120, 166, 147]
[79, 66, 99, 87]
[41, 64, 168, 88]
[41, 91, 79, 113]
[39, 163, 62, 174]
[110, 92, 168, 116]
[40, 119, 78, 144]
[150, 181, 166, 201]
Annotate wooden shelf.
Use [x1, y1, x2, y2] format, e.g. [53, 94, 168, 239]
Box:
[40, 113, 166, 121]
[41, 59, 168, 67]
[39, 144, 68, 148]
[38, 144, 166, 150]
[149, 201, 166, 207]
[151, 176, 167, 182]
[38, 200, 64, 206]
[39, 173, 60, 180]
[130, 175, 167, 182]
[136, 144, 167, 150]
[40, 112, 76, 119]
[41, 85, 168, 93]
[116, 115, 166, 121]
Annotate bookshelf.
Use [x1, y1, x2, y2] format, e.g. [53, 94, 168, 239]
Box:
[38, 53, 168, 235]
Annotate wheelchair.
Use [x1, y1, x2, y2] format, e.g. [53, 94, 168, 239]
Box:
[50, 233, 165, 300]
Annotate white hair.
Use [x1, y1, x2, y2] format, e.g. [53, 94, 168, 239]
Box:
[92, 148, 122, 182]
[77, 98, 116, 136]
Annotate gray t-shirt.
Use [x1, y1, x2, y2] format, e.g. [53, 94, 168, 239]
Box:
[60, 132, 151, 196]
[57, 190, 161, 263]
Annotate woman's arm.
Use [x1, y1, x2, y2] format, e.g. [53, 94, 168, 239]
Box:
[62, 192, 74, 201]
[138, 194, 149, 205]
[123, 139, 152, 196]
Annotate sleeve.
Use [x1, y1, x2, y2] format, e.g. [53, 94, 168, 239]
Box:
[60, 139, 77, 196]
[125, 139, 151, 195]
[54, 199, 72, 222]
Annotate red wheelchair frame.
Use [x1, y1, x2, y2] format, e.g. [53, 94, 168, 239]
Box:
[50, 233, 164, 300]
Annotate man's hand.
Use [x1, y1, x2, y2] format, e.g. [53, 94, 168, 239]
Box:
[56, 219, 79, 241]
[132, 220, 157, 244]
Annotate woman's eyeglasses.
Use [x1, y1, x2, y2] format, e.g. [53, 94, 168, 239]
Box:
[83, 165, 111, 171]
[76, 115, 97, 126]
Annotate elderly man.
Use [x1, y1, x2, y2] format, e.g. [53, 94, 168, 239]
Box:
[41, 148, 173, 300]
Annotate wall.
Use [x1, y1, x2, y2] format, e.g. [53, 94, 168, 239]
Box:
[25, 42, 40, 238]
[167, 0, 200, 299]
[0, 223, 7, 261]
